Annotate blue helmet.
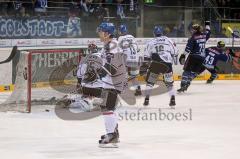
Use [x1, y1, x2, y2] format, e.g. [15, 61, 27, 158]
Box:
[97, 22, 115, 36]
[153, 26, 164, 36]
[119, 24, 128, 34]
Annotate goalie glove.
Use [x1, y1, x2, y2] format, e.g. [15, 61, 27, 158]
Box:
[179, 54, 186, 65]
[88, 43, 98, 54]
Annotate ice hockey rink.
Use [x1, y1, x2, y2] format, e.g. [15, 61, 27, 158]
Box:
[0, 80, 240, 159]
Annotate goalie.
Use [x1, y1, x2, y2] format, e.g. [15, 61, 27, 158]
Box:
[57, 43, 103, 112]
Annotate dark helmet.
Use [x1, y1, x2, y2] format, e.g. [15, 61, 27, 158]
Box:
[97, 22, 115, 36]
[153, 25, 164, 37]
[217, 41, 225, 49]
[88, 43, 98, 53]
[191, 23, 201, 33]
[118, 24, 128, 34]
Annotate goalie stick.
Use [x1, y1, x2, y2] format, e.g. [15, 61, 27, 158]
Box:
[0, 46, 17, 64]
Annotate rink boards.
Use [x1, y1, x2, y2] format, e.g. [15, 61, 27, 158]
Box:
[0, 38, 240, 92]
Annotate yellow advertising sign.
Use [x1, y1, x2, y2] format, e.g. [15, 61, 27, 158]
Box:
[222, 23, 240, 37]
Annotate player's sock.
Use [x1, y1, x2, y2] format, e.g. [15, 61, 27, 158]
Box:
[102, 111, 118, 135]
[99, 114, 119, 147]
[178, 71, 191, 92]
[167, 86, 176, 107]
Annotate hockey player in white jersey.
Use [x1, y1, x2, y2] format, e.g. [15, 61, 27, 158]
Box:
[57, 26, 127, 147]
[143, 26, 178, 107]
[95, 22, 126, 147]
[118, 24, 142, 96]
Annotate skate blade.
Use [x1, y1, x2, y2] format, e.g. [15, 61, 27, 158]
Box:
[169, 105, 176, 109]
[177, 91, 185, 94]
[99, 143, 119, 148]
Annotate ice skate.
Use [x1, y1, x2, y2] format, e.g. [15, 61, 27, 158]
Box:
[101, 124, 119, 140]
[169, 95, 176, 107]
[134, 86, 142, 96]
[177, 87, 185, 93]
[143, 96, 149, 106]
[99, 132, 119, 148]
[177, 84, 189, 93]
[206, 78, 214, 84]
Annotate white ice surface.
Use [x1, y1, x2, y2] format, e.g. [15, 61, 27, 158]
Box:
[0, 81, 240, 159]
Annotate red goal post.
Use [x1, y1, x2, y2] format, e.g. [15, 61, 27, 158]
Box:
[1, 47, 85, 113]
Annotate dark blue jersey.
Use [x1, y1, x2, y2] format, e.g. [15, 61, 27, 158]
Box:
[185, 29, 211, 58]
[35, 0, 47, 8]
[203, 47, 232, 69]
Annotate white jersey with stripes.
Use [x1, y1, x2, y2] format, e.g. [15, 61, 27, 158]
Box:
[144, 36, 178, 64]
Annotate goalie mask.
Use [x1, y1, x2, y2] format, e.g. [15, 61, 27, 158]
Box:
[88, 43, 98, 54]
[82, 54, 103, 83]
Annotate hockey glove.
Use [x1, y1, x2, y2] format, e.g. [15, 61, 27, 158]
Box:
[179, 54, 186, 65]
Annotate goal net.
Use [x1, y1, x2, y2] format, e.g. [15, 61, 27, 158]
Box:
[0, 47, 83, 113]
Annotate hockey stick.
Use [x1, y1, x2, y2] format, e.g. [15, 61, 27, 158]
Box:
[0, 46, 18, 64]
[227, 26, 235, 47]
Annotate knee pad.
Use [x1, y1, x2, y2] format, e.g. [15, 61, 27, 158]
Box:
[100, 89, 118, 111]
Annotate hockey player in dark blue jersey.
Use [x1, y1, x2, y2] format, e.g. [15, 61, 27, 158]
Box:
[177, 21, 211, 92]
[203, 41, 237, 83]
